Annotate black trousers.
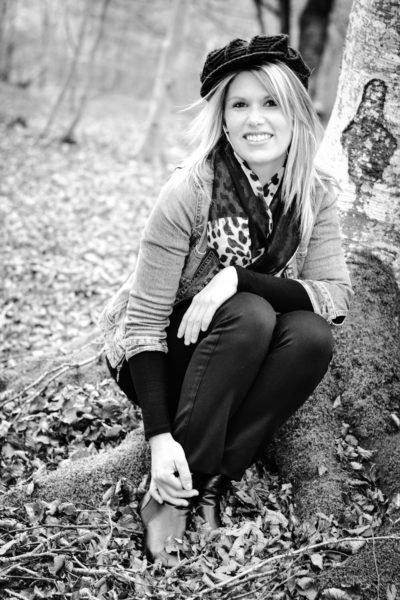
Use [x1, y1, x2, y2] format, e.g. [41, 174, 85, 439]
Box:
[109, 292, 334, 481]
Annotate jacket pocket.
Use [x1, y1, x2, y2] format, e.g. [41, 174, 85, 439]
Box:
[176, 248, 220, 302]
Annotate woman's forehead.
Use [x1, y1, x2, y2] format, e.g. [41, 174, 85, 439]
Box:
[226, 70, 273, 98]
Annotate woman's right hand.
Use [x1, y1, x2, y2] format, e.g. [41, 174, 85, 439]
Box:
[149, 433, 199, 506]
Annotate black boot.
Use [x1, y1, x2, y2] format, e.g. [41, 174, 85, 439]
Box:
[194, 474, 230, 530]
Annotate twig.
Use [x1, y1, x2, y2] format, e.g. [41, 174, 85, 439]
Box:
[227, 569, 277, 600]
[69, 566, 110, 576]
[260, 571, 298, 600]
[2, 349, 104, 408]
[2, 523, 110, 535]
[0, 548, 81, 563]
[371, 532, 381, 600]
[4, 590, 29, 600]
[1, 574, 59, 583]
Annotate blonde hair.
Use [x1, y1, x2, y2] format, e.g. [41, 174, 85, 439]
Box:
[178, 61, 325, 241]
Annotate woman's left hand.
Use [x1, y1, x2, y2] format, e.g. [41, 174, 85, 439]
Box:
[177, 266, 238, 345]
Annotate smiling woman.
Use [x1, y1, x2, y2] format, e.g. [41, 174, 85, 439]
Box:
[99, 34, 353, 566]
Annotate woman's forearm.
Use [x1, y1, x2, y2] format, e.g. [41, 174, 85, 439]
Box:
[128, 351, 171, 439]
[234, 266, 313, 313]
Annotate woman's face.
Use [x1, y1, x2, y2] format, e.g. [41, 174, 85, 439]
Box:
[224, 70, 293, 184]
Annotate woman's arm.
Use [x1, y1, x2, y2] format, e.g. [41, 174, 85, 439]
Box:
[177, 266, 313, 345]
[293, 185, 354, 325]
[124, 172, 198, 359]
[124, 173, 200, 504]
[234, 267, 313, 312]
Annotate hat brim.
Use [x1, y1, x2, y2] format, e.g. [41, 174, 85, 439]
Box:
[200, 51, 309, 97]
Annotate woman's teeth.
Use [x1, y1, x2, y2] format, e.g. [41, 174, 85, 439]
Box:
[244, 133, 272, 142]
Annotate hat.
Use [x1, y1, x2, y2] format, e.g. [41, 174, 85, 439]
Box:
[200, 34, 311, 98]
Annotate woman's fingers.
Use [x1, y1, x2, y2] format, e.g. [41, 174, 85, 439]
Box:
[158, 487, 191, 507]
[154, 471, 197, 495]
[200, 304, 217, 332]
[151, 478, 198, 507]
[178, 304, 198, 345]
[149, 481, 164, 504]
[177, 297, 215, 345]
[174, 456, 193, 491]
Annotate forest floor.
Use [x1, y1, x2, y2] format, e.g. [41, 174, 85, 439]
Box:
[1, 120, 399, 600]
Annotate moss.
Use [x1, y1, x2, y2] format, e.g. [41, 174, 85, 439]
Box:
[269, 252, 400, 520]
[1, 428, 150, 509]
[316, 523, 400, 596]
[331, 253, 400, 445]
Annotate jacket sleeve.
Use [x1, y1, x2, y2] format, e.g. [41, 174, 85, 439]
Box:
[294, 186, 354, 326]
[124, 174, 195, 360]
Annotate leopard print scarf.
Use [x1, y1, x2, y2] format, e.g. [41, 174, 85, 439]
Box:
[209, 139, 300, 275]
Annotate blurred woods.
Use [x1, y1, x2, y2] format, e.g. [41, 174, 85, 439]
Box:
[0, 0, 352, 161]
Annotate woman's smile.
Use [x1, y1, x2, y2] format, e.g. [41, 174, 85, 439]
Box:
[243, 132, 273, 143]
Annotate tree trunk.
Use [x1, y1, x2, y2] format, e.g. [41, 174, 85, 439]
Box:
[37, 0, 51, 88]
[39, 1, 91, 139]
[318, 0, 400, 282]
[279, 0, 290, 36]
[134, 0, 188, 163]
[61, 0, 111, 143]
[0, 0, 16, 83]
[299, 0, 334, 98]
[253, 0, 267, 34]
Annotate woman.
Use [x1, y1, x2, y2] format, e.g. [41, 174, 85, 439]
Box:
[100, 35, 353, 565]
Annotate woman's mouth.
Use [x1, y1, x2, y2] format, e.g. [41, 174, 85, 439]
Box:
[243, 133, 273, 143]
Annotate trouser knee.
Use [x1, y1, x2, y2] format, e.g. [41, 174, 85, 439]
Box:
[278, 311, 334, 368]
[212, 292, 277, 352]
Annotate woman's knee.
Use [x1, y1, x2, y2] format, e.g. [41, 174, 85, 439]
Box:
[214, 292, 277, 346]
[278, 311, 334, 363]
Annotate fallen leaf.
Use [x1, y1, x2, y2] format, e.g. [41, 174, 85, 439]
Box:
[322, 589, 353, 600]
[387, 584, 397, 600]
[310, 553, 323, 569]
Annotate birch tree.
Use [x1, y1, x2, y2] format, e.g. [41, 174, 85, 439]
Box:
[318, 0, 399, 282]
[134, 0, 188, 163]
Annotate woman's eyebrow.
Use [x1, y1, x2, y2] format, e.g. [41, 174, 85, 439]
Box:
[227, 94, 272, 101]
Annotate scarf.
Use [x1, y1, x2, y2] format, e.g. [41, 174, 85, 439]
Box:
[210, 140, 300, 275]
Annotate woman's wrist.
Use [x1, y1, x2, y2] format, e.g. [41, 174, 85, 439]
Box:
[149, 432, 174, 449]
[226, 265, 238, 291]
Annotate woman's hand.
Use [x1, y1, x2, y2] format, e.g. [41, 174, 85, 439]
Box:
[149, 433, 199, 506]
[177, 266, 238, 345]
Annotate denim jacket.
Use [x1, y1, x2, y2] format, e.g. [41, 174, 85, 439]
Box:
[100, 171, 353, 369]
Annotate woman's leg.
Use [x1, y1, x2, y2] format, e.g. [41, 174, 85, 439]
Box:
[108, 296, 333, 483]
[170, 293, 277, 474]
[220, 310, 334, 479]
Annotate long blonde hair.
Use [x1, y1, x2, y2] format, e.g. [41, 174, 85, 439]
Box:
[178, 61, 325, 241]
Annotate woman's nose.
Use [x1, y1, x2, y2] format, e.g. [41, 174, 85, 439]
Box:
[247, 107, 264, 126]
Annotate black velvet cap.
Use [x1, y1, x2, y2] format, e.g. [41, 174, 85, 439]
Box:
[200, 34, 311, 97]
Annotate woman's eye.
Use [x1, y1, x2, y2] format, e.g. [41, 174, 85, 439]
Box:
[232, 101, 246, 108]
[265, 99, 277, 107]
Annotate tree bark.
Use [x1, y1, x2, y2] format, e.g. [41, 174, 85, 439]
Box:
[318, 0, 400, 282]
